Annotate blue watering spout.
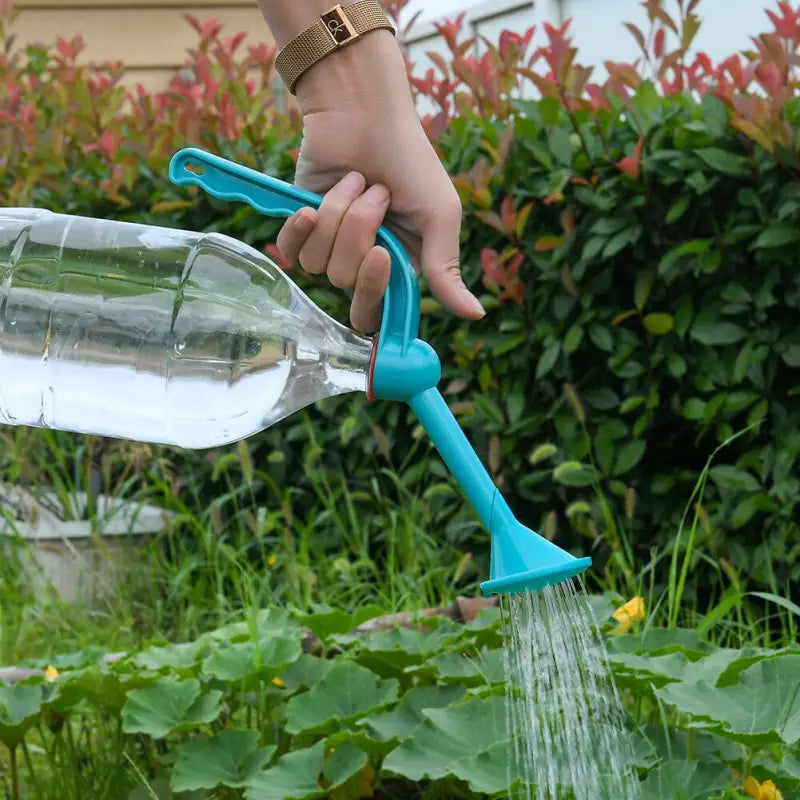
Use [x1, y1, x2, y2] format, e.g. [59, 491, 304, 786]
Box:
[168, 147, 591, 595]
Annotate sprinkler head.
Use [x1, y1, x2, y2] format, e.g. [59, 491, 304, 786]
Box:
[480, 517, 591, 596]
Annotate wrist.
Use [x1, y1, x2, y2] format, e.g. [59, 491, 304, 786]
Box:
[295, 29, 414, 115]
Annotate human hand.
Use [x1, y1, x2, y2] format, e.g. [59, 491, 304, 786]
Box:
[275, 31, 485, 333]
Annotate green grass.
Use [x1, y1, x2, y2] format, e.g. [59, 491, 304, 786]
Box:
[1, 417, 796, 665]
[0, 422, 484, 666]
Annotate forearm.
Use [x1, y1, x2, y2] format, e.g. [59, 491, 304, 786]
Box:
[256, 1, 414, 114]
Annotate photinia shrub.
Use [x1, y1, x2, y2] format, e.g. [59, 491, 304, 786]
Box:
[0, 0, 798, 609]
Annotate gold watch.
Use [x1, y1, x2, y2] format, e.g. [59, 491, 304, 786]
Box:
[275, 1, 396, 95]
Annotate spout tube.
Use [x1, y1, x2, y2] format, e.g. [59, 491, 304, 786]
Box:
[408, 388, 511, 531]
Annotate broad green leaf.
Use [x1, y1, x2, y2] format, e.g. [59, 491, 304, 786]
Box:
[634, 268, 656, 310]
[0, 684, 57, 748]
[668, 353, 687, 377]
[285, 661, 398, 735]
[639, 758, 733, 799]
[753, 223, 800, 249]
[553, 461, 596, 487]
[583, 387, 619, 411]
[349, 622, 465, 670]
[658, 239, 712, 277]
[122, 679, 223, 739]
[607, 650, 691, 690]
[695, 147, 750, 176]
[589, 323, 613, 351]
[279, 654, 335, 693]
[202, 634, 302, 682]
[607, 627, 712, 659]
[708, 465, 760, 492]
[133, 641, 209, 672]
[714, 646, 799, 687]
[321, 742, 367, 788]
[613, 440, 646, 476]
[548, 126, 573, 166]
[423, 648, 504, 685]
[536, 341, 560, 378]
[383, 694, 506, 781]
[25, 646, 106, 671]
[666, 194, 690, 223]
[690, 319, 747, 346]
[294, 604, 384, 640]
[171, 730, 275, 792]
[366, 685, 465, 741]
[449, 739, 516, 795]
[57, 664, 153, 715]
[643, 312, 674, 334]
[563, 324, 584, 354]
[207, 608, 295, 643]
[245, 742, 325, 800]
[656, 654, 800, 745]
[591, 215, 631, 236]
[324, 729, 392, 759]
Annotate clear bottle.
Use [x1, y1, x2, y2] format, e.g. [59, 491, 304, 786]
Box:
[0, 209, 372, 448]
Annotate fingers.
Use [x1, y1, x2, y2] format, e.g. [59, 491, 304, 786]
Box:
[350, 246, 391, 332]
[298, 171, 366, 274]
[328, 183, 390, 289]
[276, 208, 318, 265]
[420, 192, 485, 320]
[274, 171, 392, 333]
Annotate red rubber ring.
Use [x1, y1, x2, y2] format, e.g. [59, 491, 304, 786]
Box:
[366, 336, 379, 402]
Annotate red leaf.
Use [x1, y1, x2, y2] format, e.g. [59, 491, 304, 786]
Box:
[506, 252, 523, 279]
[624, 23, 646, 54]
[55, 37, 72, 59]
[617, 134, 645, 180]
[480, 248, 504, 285]
[427, 50, 450, 79]
[654, 28, 665, 59]
[500, 195, 515, 235]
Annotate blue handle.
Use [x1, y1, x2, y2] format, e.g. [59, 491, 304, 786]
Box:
[168, 148, 420, 355]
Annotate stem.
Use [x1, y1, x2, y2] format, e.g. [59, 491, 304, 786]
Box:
[9, 745, 19, 800]
[65, 719, 82, 799]
[20, 739, 43, 800]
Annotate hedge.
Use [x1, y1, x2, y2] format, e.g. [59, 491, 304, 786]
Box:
[1, 0, 798, 607]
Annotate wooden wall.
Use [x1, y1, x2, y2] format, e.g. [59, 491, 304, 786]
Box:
[12, 0, 273, 91]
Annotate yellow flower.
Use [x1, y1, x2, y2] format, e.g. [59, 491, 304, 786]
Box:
[743, 776, 783, 800]
[44, 665, 59, 682]
[267, 554, 277, 567]
[271, 677, 285, 688]
[609, 596, 645, 635]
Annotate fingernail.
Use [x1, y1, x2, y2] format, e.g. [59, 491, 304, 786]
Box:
[362, 183, 390, 208]
[341, 171, 366, 194]
[294, 209, 317, 235]
[468, 295, 486, 317]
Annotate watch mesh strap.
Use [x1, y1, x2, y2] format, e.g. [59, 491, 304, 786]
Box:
[275, 1, 395, 94]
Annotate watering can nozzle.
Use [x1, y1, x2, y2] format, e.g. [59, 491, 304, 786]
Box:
[168, 147, 592, 595]
[480, 515, 592, 596]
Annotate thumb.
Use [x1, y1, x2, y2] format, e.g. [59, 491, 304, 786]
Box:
[421, 211, 485, 320]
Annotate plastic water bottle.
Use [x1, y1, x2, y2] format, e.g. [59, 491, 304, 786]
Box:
[0, 209, 372, 448]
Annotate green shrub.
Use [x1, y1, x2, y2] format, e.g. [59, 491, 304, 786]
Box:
[1, 603, 798, 799]
[0, 0, 798, 614]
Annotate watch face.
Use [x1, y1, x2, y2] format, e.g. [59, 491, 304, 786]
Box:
[321, 7, 357, 44]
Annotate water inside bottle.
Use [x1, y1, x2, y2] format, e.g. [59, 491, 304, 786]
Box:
[0, 210, 372, 448]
